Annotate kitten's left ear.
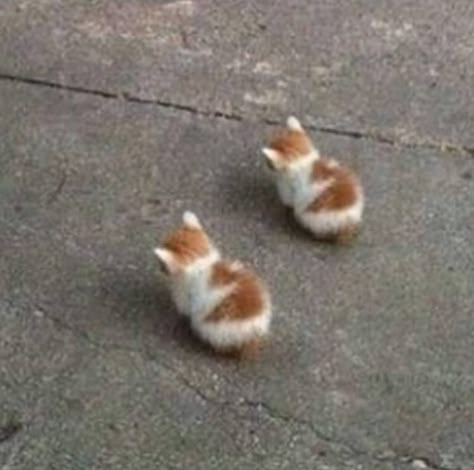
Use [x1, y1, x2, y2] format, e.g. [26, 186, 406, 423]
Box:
[262, 147, 281, 169]
[182, 211, 202, 229]
[287, 116, 303, 131]
[154, 247, 174, 275]
[262, 147, 280, 160]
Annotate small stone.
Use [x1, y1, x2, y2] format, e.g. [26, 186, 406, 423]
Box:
[33, 309, 44, 318]
[377, 450, 396, 459]
[412, 459, 428, 469]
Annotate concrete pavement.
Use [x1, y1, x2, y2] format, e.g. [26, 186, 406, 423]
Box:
[1, 1, 473, 469]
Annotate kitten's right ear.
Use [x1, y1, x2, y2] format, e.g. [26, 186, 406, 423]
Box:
[287, 116, 303, 131]
[154, 247, 174, 275]
[182, 211, 202, 229]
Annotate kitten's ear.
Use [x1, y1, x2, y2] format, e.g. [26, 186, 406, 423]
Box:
[262, 147, 280, 161]
[182, 211, 202, 229]
[154, 247, 174, 274]
[262, 147, 280, 170]
[287, 116, 303, 131]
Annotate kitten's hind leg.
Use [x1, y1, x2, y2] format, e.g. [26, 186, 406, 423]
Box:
[335, 223, 360, 244]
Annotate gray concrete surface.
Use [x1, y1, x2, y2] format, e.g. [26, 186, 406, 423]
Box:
[0, 1, 473, 469]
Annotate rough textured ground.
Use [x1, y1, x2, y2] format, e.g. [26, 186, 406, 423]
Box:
[1, 1, 473, 469]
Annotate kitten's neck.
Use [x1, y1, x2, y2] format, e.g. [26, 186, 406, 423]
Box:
[171, 249, 220, 317]
[291, 150, 320, 169]
[278, 151, 319, 208]
[186, 249, 220, 275]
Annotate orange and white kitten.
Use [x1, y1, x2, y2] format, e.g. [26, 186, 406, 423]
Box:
[262, 117, 364, 242]
[154, 212, 271, 357]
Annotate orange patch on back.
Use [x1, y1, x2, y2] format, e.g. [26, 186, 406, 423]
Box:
[206, 268, 265, 322]
[308, 159, 359, 212]
[268, 129, 313, 162]
[311, 158, 339, 180]
[210, 261, 240, 287]
[163, 226, 211, 265]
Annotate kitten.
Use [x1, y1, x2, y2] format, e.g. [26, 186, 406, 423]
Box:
[154, 211, 271, 358]
[262, 116, 364, 242]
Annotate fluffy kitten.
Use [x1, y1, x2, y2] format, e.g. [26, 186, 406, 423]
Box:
[262, 116, 364, 242]
[154, 212, 271, 357]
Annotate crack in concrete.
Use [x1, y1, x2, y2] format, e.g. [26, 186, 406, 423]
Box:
[28, 307, 462, 470]
[0, 72, 244, 121]
[35, 309, 356, 456]
[46, 171, 67, 205]
[0, 72, 473, 159]
[239, 398, 362, 456]
[161, 370, 459, 470]
[0, 420, 22, 445]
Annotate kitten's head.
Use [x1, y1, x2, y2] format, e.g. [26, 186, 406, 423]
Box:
[154, 212, 217, 276]
[262, 116, 317, 172]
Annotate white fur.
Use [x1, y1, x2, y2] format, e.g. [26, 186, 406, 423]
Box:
[262, 147, 279, 160]
[182, 211, 201, 229]
[296, 189, 364, 235]
[165, 252, 271, 348]
[229, 260, 244, 271]
[154, 248, 175, 272]
[262, 147, 280, 167]
[196, 303, 271, 349]
[168, 249, 220, 316]
[272, 151, 320, 208]
[287, 116, 303, 131]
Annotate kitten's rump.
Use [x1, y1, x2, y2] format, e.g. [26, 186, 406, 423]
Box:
[206, 262, 266, 321]
[194, 261, 271, 352]
[309, 158, 359, 210]
[297, 158, 363, 241]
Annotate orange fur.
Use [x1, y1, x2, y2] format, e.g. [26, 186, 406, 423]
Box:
[206, 266, 264, 322]
[308, 159, 359, 212]
[163, 226, 211, 265]
[268, 129, 313, 162]
[210, 261, 240, 286]
[335, 224, 359, 243]
[312, 224, 360, 244]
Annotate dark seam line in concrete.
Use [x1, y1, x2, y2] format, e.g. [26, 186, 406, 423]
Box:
[265, 115, 474, 158]
[1, 71, 473, 159]
[0, 73, 117, 99]
[0, 72, 243, 121]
